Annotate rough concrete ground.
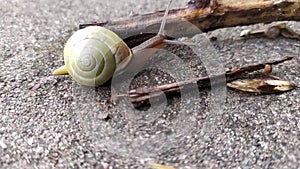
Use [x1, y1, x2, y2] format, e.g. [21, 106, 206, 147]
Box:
[1, 0, 300, 168]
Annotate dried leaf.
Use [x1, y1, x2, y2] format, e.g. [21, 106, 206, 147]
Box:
[149, 163, 175, 169]
[227, 79, 295, 93]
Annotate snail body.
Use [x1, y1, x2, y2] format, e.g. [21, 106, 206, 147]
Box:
[53, 0, 173, 86]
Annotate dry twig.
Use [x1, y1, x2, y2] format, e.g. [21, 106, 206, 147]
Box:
[114, 56, 294, 106]
[80, 0, 300, 38]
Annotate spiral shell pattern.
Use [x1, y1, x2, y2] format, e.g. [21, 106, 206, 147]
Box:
[63, 26, 132, 86]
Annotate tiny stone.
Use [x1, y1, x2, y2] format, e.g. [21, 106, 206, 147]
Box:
[27, 137, 34, 146]
[30, 83, 41, 90]
[0, 139, 7, 149]
[101, 162, 109, 169]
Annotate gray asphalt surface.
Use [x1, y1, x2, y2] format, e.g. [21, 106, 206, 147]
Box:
[1, 0, 300, 168]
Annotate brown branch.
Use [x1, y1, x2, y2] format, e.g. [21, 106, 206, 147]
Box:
[114, 56, 294, 106]
[79, 0, 300, 39]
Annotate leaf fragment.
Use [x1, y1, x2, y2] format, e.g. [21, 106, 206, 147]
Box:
[149, 162, 175, 169]
[227, 79, 295, 93]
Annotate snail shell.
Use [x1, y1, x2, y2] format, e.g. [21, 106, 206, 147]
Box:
[53, 26, 132, 86]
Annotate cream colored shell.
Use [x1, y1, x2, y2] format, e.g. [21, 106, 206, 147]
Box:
[54, 26, 132, 86]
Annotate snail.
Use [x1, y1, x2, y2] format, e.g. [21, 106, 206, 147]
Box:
[52, 26, 133, 86]
[53, 0, 174, 86]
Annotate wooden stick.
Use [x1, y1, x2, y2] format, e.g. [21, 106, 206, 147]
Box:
[79, 0, 300, 38]
[114, 56, 294, 105]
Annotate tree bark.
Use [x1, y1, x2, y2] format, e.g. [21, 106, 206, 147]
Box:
[79, 0, 300, 38]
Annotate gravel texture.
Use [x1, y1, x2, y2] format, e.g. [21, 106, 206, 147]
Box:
[1, 0, 300, 168]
